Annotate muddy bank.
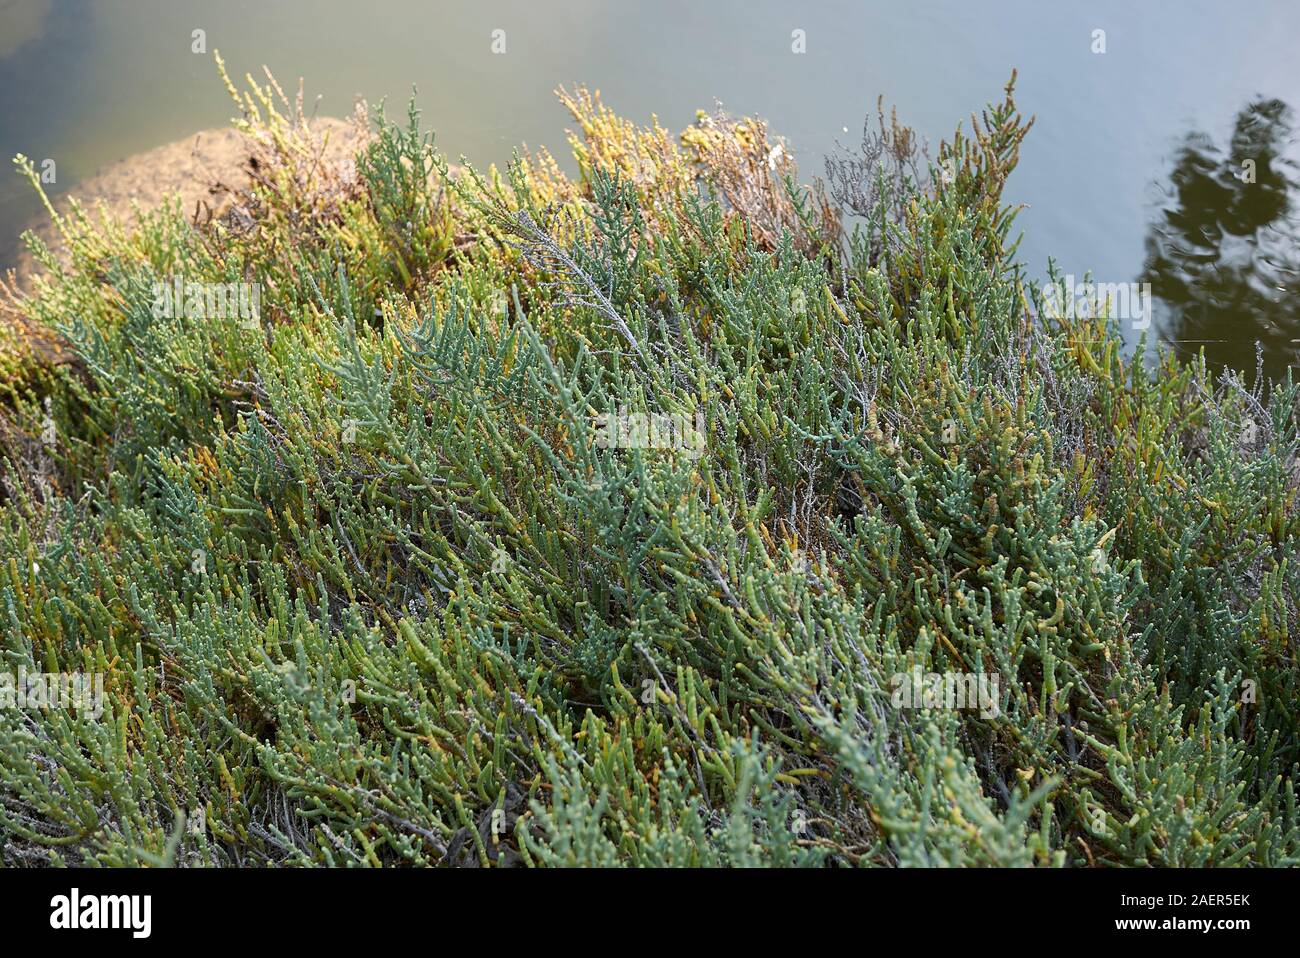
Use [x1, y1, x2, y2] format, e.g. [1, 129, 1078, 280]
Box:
[4, 116, 367, 287]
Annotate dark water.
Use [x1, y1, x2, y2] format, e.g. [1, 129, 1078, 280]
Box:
[2, 0, 1299, 379]
[1144, 98, 1300, 380]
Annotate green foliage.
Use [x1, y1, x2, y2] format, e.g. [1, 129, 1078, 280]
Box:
[1, 74, 1298, 867]
[357, 95, 457, 290]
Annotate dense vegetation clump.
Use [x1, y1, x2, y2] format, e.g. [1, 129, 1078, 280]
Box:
[1, 67, 1298, 867]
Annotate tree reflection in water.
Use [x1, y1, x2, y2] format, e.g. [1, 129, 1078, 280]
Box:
[1145, 98, 1300, 384]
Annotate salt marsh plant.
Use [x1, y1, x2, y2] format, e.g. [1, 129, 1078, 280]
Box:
[0, 67, 1298, 867]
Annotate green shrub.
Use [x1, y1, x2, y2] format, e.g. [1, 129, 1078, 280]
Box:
[1, 70, 1297, 867]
